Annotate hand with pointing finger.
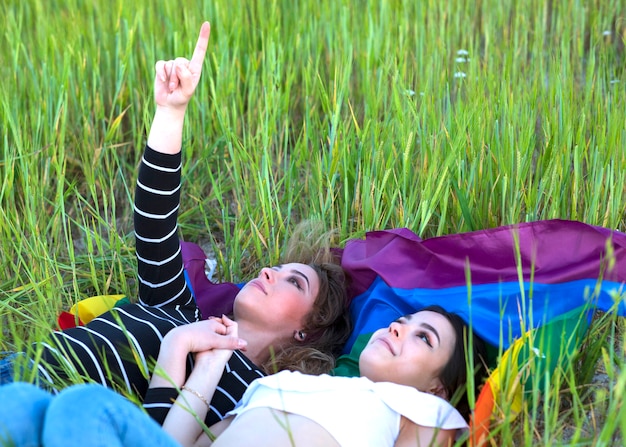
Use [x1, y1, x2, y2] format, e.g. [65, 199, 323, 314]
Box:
[147, 21, 211, 154]
[153, 21, 210, 110]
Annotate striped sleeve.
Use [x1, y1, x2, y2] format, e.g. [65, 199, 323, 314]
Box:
[134, 146, 194, 308]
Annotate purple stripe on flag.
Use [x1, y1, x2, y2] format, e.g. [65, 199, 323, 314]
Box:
[340, 219, 626, 298]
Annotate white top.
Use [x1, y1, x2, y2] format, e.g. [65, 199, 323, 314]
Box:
[227, 370, 468, 447]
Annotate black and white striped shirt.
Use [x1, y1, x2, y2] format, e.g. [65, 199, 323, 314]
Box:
[37, 146, 264, 425]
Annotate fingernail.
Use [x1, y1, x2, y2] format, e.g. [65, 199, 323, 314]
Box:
[238, 339, 248, 348]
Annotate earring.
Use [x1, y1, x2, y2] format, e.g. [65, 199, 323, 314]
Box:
[297, 331, 306, 341]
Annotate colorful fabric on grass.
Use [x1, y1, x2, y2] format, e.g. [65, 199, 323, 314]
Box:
[57, 295, 129, 329]
[337, 219, 626, 354]
[469, 305, 593, 445]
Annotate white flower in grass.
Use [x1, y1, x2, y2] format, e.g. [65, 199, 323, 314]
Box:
[454, 50, 470, 79]
[603, 30, 611, 37]
[455, 49, 470, 64]
[405, 89, 426, 97]
[610, 79, 619, 84]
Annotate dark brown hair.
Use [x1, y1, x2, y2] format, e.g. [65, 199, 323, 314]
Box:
[421, 305, 488, 421]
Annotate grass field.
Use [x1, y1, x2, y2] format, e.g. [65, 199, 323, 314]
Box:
[1, 0, 625, 445]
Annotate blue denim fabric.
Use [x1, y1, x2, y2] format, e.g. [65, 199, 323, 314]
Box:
[0, 383, 180, 447]
[0, 352, 44, 386]
[0, 382, 52, 446]
[0, 352, 19, 385]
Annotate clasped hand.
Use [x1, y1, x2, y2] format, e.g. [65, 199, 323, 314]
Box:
[174, 315, 246, 355]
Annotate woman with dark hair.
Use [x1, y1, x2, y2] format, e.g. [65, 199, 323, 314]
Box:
[0, 305, 486, 447]
[191, 306, 488, 446]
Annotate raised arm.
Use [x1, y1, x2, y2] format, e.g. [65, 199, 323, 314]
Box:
[135, 22, 211, 308]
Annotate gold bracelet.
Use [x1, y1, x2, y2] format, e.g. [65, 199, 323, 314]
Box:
[181, 385, 210, 408]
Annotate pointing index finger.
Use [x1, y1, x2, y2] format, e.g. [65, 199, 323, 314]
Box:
[189, 21, 211, 74]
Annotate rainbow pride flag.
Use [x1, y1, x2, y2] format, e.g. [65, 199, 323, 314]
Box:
[337, 219, 625, 354]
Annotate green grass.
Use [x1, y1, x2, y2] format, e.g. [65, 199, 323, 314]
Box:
[1, 0, 625, 445]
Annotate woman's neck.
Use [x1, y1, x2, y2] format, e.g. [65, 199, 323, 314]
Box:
[235, 320, 278, 367]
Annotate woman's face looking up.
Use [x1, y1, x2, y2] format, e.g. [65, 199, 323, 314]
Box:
[234, 263, 320, 337]
[359, 310, 457, 398]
